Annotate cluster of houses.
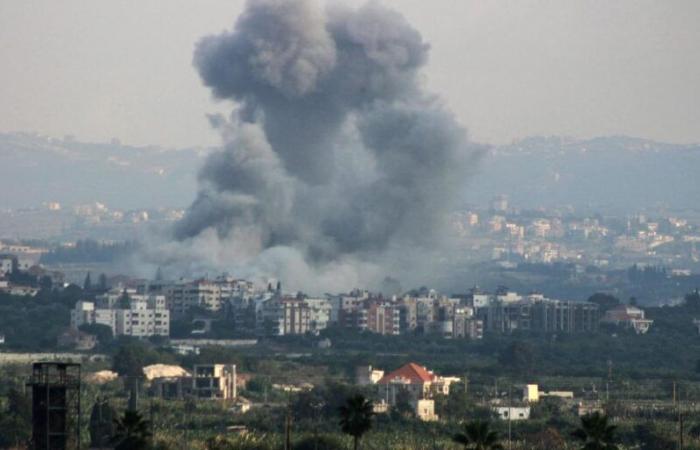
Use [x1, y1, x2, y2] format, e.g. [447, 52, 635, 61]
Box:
[357, 362, 458, 421]
[0, 252, 63, 296]
[65, 274, 663, 343]
[355, 362, 600, 422]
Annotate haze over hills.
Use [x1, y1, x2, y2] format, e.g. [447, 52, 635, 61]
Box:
[0, 132, 205, 210]
[464, 135, 700, 214]
[1, 131, 698, 214]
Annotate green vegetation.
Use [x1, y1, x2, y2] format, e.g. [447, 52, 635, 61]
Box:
[112, 409, 153, 450]
[572, 412, 618, 450]
[0, 286, 82, 349]
[0, 386, 31, 448]
[338, 395, 374, 450]
[452, 421, 503, 450]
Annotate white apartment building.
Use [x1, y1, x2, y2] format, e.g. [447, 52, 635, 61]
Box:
[304, 297, 332, 332]
[71, 293, 169, 338]
[168, 280, 223, 316]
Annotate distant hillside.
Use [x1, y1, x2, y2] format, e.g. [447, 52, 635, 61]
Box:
[464, 136, 700, 213]
[0, 132, 205, 209]
[1, 132, 698, 213]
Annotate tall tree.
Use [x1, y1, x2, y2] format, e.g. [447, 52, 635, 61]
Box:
[98, 273, 108, 290]
[572, 412, 619, 450]
[452, 421, 503, 450]
[89, 398, 117, 448]
[118, 288, 131, 309]
[111, 410, 152, 450]
[112, 342, 155, 377]
[83, 271, 92, 291]
[339, 394, 374, 450]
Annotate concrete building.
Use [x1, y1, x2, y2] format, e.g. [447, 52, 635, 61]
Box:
[377, 362, 457, 403]
[523, 384, 539, 403]
[374, 363, 455, 422]
[256, 296, 311, 336]
[356, 366, 385, 386]
[494, 406, 531, 421]
[57, 329, 96, 350]
[168, 280, 223, 316]
[192, 364, 237, 400]
[304, 297, 332, 333]
[601, 305, 653, 334]
[452, 307, 484, 339]
[70, 292, 169, 338]
[474, 290, 599, 334]
[366, 303, 401, 335]
[415, 399, 438, 421]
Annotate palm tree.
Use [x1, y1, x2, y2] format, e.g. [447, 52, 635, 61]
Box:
[452, 420, 503, 450]
[111, 410, 152, 450]
[572, 412, 618, 450]
[339, 394, 374, 450]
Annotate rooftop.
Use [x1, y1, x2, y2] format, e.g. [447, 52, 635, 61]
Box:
[378, 362, 436, 385]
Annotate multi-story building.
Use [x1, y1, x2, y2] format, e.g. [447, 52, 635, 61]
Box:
[140, 276, 259, 318]
[473, 290, 598, 334]
[397, 297, 417, 332]
[339, 307, 368, 332]
[304, 297, 332, 333]
[256, 296, 311, 336]
[371, 362, 459, 421]
[168, 280, 223, 316]
[366, 303, 400, 335]
[329, 290, 371, 322]
[70, 291, 169, 338]
[453, 307, 484, 339]
[192, 364, 237, 400]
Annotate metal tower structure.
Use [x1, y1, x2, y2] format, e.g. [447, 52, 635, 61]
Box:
[27, 362, 81, 450]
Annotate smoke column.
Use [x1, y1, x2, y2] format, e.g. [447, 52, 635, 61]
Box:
[154, 0, 481, 293]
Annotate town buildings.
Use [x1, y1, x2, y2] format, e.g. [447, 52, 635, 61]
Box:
[256, 295, 311, 336]
[363, 362, 458, 421]
[70, 289, 170, 338]
[464, 288, 599, 334]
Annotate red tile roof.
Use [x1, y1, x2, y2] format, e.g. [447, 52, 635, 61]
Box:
[378, 362, 436, 385]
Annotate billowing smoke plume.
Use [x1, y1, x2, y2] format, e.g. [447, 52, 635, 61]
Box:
[151, 0, 481, 293]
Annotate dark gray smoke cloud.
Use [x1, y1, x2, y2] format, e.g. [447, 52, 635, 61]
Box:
[166, 0, 481, 292]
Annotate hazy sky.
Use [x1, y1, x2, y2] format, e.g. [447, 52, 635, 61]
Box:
[1, 0, 699, 148]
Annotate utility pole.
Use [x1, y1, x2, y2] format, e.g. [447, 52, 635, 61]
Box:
[150, 398, 155, 444]
[605, 359, 612, 402]
[678, 384, 683, 450]
[673, 381, 677, 405]
[311, 400, 325, 450]
[284, 395, 292, 450]
[508, 384, 512, 450]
